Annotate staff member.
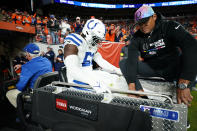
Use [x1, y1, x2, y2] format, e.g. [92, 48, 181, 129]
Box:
[6, 43, 52, 108]
[44, 46, 55, 69]
[121, 5, 197, 106]
[55, 49, 65, 71]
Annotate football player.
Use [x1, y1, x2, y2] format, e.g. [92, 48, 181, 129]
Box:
[64, 19, 128, 93]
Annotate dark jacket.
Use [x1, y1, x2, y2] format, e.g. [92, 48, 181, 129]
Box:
[125, 13, 197, 83]
[55, 54, 65, 71]
[44, 50, 55, 66]
[47, 19, 59, 32]
[74, 23, 83, 34]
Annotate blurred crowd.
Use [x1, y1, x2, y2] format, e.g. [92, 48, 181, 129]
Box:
[34, 15, 133, 44]
[169, 16, 197, 38]
[1, 7, 197, 45]
[0, 7, 133, 45]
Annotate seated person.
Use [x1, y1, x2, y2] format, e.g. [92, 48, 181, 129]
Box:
[122, 5, 197, 105]
[6, 43, 52, 108]
[64, 19, 128, 93]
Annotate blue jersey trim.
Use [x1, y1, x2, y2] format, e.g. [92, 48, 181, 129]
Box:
[73, 80, 91, 91]
[69, 34, 83, 43]
[73, 80, 89, 85]
[65, 37, 80, 46]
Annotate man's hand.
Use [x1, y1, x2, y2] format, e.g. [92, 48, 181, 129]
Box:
[177, 88, 193, 106]
[177, 78, 193, 106]
[14, 64, 22, 71]
[41, 51, 45, 56]
[178, 78, 190, 85]
[56, 57, 62, 61]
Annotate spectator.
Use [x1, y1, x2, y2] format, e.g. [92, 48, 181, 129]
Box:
[44, 46, 55, 69]
[55, 49, 65, 71]
[6, 43, 52, 108]
[115, 25, 123, 42]
[42, 16, 49, 36]
[73, 16, 84, 34]
[120, 5, 197, 106]
[47, 14, 59, 44]
[0, 9, 10, 21]
[22, 11, 31, 26]
[42, 16, 48, 26]
[15, 11, 22, 25]
[90, 16, 95, 19]
[108, 24, 116, 42]
[11, 9, 17, 24]
[105, 24, 110, 41]
[31, 14, 36, 26]
[35, 24, 46, 43]
[59, 17, 71, 38]
[36, 16, 42, 25]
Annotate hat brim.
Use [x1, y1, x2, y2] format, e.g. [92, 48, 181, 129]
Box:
[132, 16, 151, 30]
[136, 17, 151, 26]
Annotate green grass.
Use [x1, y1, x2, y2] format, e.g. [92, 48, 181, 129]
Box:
[188, 91, 197, 131]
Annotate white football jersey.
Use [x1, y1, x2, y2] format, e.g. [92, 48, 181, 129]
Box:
[64, 33, 97, 71]
[64, 33, 129, 92]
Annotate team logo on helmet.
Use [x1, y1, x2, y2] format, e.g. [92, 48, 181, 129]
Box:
[87, 20, 99, 30]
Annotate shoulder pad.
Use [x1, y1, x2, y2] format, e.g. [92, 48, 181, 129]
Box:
[64, 33, 83, 46]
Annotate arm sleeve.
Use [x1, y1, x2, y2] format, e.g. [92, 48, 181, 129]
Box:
[64, 54, 112, 93]
[124, 38, 139, 84]
[64, 55, 101, 85]
[167, 21, 197, 81]
[93, 52, 120, 73]
[16, 66, 33, 91]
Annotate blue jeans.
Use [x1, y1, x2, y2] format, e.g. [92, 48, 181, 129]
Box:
[40, 35, 46, 43]
[50, 31, 58, 44]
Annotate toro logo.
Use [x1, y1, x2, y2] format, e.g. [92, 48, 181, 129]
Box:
[56, 99, 68, 111]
